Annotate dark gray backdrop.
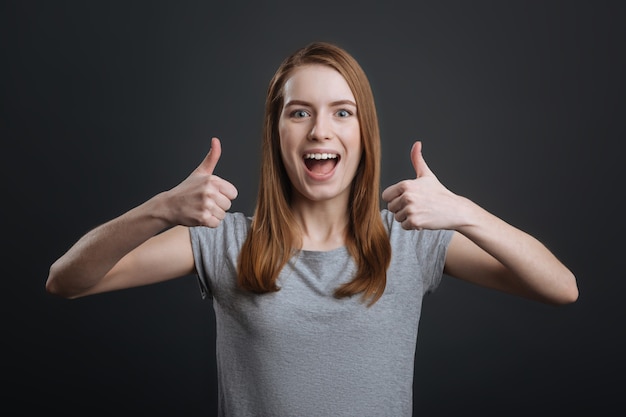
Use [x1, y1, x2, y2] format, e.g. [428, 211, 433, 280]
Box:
[3, 1, 624, 416]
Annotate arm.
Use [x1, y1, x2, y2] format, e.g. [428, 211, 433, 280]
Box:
[46, 137, 238, 299]
[382, 141, 578, 305]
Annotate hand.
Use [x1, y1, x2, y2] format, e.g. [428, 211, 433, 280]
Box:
[164, 137, 239, 228]
[382, 141, 463, 230]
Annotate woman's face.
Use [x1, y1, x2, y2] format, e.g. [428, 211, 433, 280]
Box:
[278, 64, 362, 205]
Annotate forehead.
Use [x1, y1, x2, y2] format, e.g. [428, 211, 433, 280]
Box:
[282, 64, 355, 102]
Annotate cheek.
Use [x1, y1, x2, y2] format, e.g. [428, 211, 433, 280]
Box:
[278, 129, 290, 151]
[278, 119, 287, 142]
[278, 118, 297, 144]
[278, 123, 290, 153]
[348, 127, 363, 167]
[345, 124, 362, 149]
[278, 133, 297, 171]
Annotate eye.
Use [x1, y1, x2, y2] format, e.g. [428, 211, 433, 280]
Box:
[335, 109, 352, 118]
[290, 109, 310, 118]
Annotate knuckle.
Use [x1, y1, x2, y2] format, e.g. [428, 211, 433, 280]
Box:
[199, 212, 214, 226]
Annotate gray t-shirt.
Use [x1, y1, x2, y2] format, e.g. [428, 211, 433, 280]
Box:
[190, 209, 453, 417]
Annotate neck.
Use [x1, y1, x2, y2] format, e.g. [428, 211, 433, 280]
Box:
[291, 199, 349, 251]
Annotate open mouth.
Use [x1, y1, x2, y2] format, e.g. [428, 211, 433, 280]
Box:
[303, 153, 339, 175]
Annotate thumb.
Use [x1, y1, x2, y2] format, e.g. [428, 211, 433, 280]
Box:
[410, 141, 433, 179]
[195, 137, 222, 175]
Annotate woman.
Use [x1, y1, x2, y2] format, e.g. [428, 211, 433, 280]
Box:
[46, 42, 577, 416]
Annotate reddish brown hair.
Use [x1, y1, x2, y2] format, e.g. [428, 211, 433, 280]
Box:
[237, 42, 391, 305]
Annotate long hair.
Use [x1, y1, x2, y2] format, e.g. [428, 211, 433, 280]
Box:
[237, 42, 391, 306]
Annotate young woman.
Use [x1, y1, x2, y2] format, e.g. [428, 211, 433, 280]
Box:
[46, 42, 577, 416]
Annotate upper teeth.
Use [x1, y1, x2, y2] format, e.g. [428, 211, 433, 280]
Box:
[304, 153, 338, 160]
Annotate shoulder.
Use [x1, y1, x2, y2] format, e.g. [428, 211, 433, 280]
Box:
[380, 209, 454, 249]
[189, 212, 251, 245]
[379, 209, 396, 231]
[223, 212, 252, 230]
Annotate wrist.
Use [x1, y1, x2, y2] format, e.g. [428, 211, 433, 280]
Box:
[143, 191, 177, 228]
[454, 195, 485, 232]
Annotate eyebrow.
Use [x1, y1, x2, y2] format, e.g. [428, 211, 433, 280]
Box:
[284, 99, 357, 108]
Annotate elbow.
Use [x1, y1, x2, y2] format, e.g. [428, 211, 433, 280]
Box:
[558, 283, 579, 305]
[549, 271, 579, 306]
[45, 264, 66, 298]
[46, 262, 81, 299]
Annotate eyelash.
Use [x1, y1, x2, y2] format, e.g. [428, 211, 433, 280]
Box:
[289, 109, 353, 118]
[291, 110, 310, 118]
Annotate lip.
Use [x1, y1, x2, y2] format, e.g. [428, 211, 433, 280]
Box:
[301, 148, 341, 158]
[302, 148, 341, 180]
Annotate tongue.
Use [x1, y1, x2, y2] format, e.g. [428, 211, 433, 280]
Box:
[305, 159, 336, 175]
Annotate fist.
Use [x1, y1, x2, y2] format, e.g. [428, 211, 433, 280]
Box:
[165, 137, 239, 228]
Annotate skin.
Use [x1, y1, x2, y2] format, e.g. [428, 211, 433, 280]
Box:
[278, 65, 362, 251]
[46, 64, 578, 306]
[383, 141, 578, 304]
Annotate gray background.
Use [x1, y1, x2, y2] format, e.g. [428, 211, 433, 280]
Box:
[3, 0, 624, 415]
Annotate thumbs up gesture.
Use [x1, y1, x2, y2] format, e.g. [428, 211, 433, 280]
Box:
[382, 141, 462, 231]
[164, 137, 239, 228]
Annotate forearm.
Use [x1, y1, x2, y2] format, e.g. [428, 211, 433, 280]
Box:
[452, 196, 578, 304]
[383, 142, 577, 304]
[46, 192, 171, 297]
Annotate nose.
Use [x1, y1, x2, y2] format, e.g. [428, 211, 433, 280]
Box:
[308, 114, 333, 141]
